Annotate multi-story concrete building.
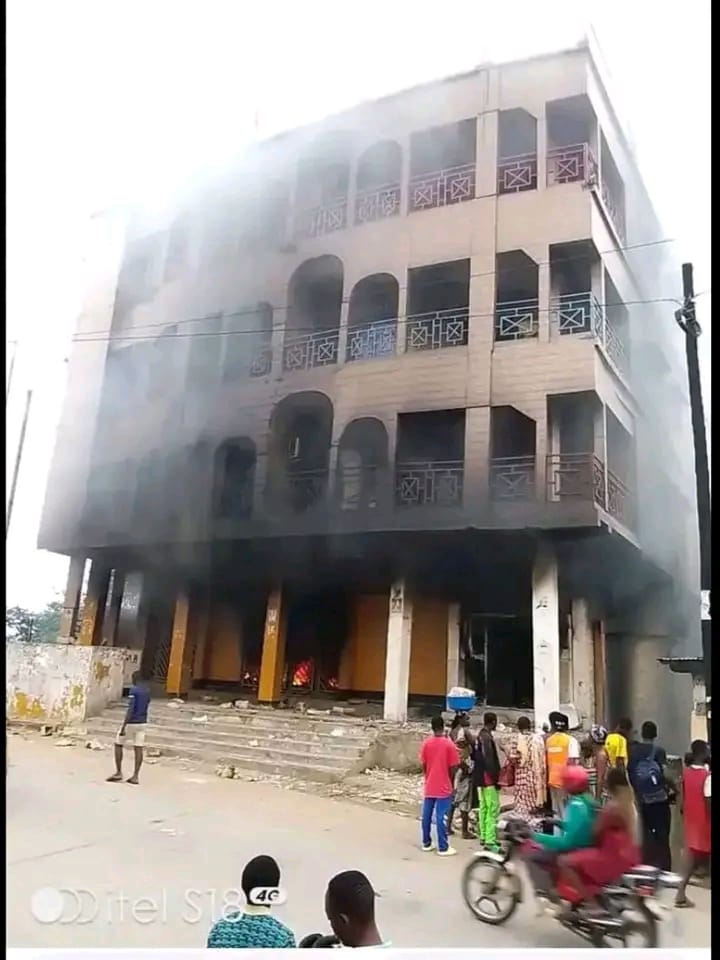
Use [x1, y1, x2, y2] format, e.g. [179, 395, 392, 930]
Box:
[39, 40, 699, 746]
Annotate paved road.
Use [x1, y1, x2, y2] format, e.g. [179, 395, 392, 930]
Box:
[7, 735, 710, 949]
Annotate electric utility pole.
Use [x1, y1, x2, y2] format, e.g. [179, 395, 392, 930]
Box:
[6, 388, 33, 540]
[675, 263, 711, 742]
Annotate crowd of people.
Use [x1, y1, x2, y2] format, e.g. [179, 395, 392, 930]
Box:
[420, 709, 711, 909]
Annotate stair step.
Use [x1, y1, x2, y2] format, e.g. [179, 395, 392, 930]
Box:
[83, 721, 368, 760]
[75, 731, 348, 781]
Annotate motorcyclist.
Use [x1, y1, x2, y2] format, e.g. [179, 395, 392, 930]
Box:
[523, 765, 598, 902]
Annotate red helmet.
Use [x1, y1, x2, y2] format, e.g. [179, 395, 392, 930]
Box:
[562, 764, 590, 795]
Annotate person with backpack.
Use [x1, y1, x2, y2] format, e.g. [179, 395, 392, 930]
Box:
[628, 720, 676, 870]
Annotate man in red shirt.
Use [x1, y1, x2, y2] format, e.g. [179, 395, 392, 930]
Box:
[419, 716, 460, 856]
[675, 739, 711, 908]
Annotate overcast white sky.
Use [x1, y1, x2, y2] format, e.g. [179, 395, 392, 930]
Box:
[6, 0, 711, 610]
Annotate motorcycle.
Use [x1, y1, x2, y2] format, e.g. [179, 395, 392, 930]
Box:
[461, 815, 682, 947]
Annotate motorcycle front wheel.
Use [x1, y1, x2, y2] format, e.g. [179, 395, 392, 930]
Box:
[462, 857, 520, 925]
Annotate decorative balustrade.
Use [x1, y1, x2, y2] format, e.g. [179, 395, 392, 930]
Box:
[294, 198, 347, 239]
[600, 180, 627, 242]
[607, 468, 633, 527]
[551, 291, 602, 337]
[282, 329, 339, 372]
[551, 292, 629, 379]
[346, 318, 397, 362]
[408, 162, 476, 213]
[355, 183, 402, 224]
[546, 143, 597, 186]
[406, 307, 469, 352]
[495, 299, 539, 341]
[285, 469, 329, 513]
[497, 153, 538, 194]
[546, 453, 606, 507]
[489, 456, 536, 500]
[395, 460, 464, 508]
[248, 344, 272, 377]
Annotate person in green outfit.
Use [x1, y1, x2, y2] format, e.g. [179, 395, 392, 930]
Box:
[472, 712, 502, 851]
[523, 765, 598, 901]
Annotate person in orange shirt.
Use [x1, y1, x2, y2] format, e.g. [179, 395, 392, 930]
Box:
[545, 711, 581, 820]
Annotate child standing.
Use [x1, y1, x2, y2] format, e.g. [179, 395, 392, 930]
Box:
[675, 740, 711, 908]
[207, 855, 295, 948]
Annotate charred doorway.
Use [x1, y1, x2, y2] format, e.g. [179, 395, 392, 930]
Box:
[464, 614, 533, 709]
[284, 591, 349, 694]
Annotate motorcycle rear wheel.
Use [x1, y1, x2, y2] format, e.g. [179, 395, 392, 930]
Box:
[462, 857, 520, 925]
[591, 906, 659, 948]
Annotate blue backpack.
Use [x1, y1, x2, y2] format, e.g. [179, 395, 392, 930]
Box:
[634, 746, 666, 804]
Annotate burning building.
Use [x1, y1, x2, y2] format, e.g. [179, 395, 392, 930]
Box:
[38, 39, 700, 746]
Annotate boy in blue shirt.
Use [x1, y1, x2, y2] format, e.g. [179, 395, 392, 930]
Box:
[207, 855, 295, 948]
[107, 671, 151, 785]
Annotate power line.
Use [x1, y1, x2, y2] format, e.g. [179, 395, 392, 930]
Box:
[71, 235, 678, 343]
[71, 295, 685, 347]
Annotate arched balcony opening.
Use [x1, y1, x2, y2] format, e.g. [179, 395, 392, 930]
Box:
[355, 140, 402, 224]
[295, 132, 352, 239]
[267, 391, 333, 514]
[346, 273, 399, 362]
[336, 417, 389, 512]
[223, 301, 273, 381]
[213, 437, 257, 520]
[284, 255, 343, 372]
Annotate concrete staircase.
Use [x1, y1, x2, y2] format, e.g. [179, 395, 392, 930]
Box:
[77, 700, 380, 782]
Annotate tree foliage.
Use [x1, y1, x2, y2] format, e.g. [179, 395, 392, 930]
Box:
[6, 600, 63, 644]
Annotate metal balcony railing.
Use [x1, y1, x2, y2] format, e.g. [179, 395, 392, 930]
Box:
[346, 318, 397, 362]
[547, 143, 597, 186]
[497, 152, 538, 194]
[489, 456, 536, 500]
[354, 182, 402, 224]
[284, 469, 329, 513]
[607, 468, 634, 528]
[600, 179, 627, 243]
[294, 198, 347, 239]
[495, 299, 539, 341]
[546, 453, 606, 508]
[550, 292, 629, 379]
[395, 460, 464, 507]
[282, 329, 339, 371]
[406, 307, 469, 352]
[408, 162, 476, 213]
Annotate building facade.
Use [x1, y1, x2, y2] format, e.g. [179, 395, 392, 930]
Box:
[39, 41, 700, 744]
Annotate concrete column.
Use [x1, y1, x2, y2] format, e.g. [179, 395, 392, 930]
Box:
[446, 602, 461, 691]
[166, 591, 197, 697]
[101, 570, 125, 646]
[58, 556, 85, 641]
[396, 281, 408, 355]
[532, 541, 560, 727]
[336, 300, 350, 370]
[116, 572, 149, 650]
[77, 561, 111, 646]
[258, 585, 288, 704]
[537, 254, 551, 343]
[536, 107, 548, 191]
[383, 580, 413, 722]
[475, 109, 498, 198]
[463, 406, 491, 516]
[571, 597, 595, 725]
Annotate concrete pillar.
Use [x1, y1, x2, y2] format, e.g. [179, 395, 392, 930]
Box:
[116, 571, 149, 650]
[571, 597, 595, 726]
[446, 602, 461, 691]
[77, 561, 111, 646]
[536, 107, 548, 191]
[58, 556, 85, 641]
[475, 108, 498, 198]
[537, 255, 551, 342]
[166, 591, 198, 697]
[532, 541, 560, 728]
[336, 300, 350, 370]
[101, 570, 125, 646]
[258, 585, 288, 704]
[383, 580, 413, 722]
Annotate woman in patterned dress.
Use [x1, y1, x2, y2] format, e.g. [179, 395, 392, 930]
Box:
[510, 716, 547, 823]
